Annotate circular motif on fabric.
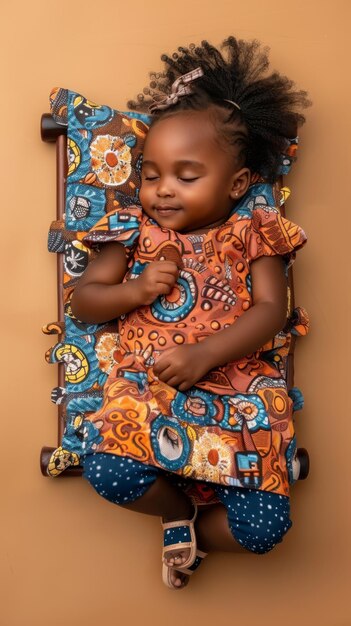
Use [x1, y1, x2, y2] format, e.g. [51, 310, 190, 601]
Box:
[90, 134, 132, 186]
[274, 395, 285, 413]
[67, 137, 81, 176]
[191, 432, 232, 482]
[151, 270, 197, 322]
[123, 133, 137, 148]
[173, 333, 185, 344]
[228, 394, 268, 432]
[171, 389, 219, 425]
[201, 300, 212, 311]
[261, 388, 291, 421]
[64, 240, 89, 277]
[55, 343, 90, 384]
[151, 416, 190, 471]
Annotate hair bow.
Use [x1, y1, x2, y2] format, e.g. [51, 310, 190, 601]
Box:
[149, 67, 204, 113]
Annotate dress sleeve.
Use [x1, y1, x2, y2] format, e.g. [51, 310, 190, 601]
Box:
[83, 205, 142, 254]
[246, 206, 307, 266]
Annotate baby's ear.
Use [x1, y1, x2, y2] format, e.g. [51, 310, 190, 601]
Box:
[230, 168, 251, 200]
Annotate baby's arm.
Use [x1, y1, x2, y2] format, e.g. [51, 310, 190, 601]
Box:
[153, 255, 287, 390]
[71, 242, 179, 323]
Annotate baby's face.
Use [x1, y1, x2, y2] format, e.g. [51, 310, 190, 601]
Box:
[140, 110, 250, 234]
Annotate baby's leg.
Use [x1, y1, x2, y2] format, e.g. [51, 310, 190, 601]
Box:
[195, 504, 248, 553]
[83, 453, 194, 578]
[83, 452, 193, 518]
[199, 487, 292, 555]
[82, 452, 160, 506]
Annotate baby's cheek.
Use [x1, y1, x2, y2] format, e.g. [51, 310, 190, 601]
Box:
[139, 186, 151, 207]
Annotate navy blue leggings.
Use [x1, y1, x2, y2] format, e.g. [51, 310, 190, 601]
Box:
[83, 453, 292, 555]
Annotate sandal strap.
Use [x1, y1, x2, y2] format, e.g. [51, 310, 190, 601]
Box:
[162, 504, 197, 552]
[163, 523, 193, 550]
[161, 504, 197, 532]
[171, 550, 208, 579]
[161, 504, 198, 569]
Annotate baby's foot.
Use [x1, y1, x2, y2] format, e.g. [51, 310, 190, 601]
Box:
[163, 545, 191, 568]
[168, 567, 189, 589]
[163, 549, 207, 589]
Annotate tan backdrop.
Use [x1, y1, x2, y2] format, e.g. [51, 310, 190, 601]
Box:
[2, 1, 349, 624]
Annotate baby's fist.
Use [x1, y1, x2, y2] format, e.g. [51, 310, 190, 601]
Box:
[136, 261, 179, 306]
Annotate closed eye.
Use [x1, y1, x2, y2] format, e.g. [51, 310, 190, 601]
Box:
[142, 176, 199, 182]
[179, 177, 199, 183]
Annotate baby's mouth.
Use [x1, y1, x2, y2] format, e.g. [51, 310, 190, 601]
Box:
[154, 205, 181, 215]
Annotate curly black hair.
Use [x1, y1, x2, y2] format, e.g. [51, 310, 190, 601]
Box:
[128, 37, 311, 182]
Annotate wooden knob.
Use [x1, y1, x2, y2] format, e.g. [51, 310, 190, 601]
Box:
[41, 113, 66, 142]
[296, 448, 310, 480]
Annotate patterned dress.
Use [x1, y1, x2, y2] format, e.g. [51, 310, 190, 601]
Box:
[82, 201, 307, 497]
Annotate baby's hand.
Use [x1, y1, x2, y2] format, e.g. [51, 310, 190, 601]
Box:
[153, 344, 212, 391]
[136, 261, 179, 306]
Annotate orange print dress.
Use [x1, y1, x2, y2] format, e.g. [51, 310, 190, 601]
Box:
[82, 199, 307, 497]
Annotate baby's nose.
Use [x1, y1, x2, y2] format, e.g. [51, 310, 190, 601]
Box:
[156, 179, 175, 197]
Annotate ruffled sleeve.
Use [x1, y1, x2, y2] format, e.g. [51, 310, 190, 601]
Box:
[246, 207, 307, 266]
[83, 205, 142, 255]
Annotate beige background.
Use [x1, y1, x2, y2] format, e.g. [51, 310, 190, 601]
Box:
[2, 1, 349, 624]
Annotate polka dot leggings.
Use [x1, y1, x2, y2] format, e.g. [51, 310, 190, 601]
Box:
[83, 453, 292, 555]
